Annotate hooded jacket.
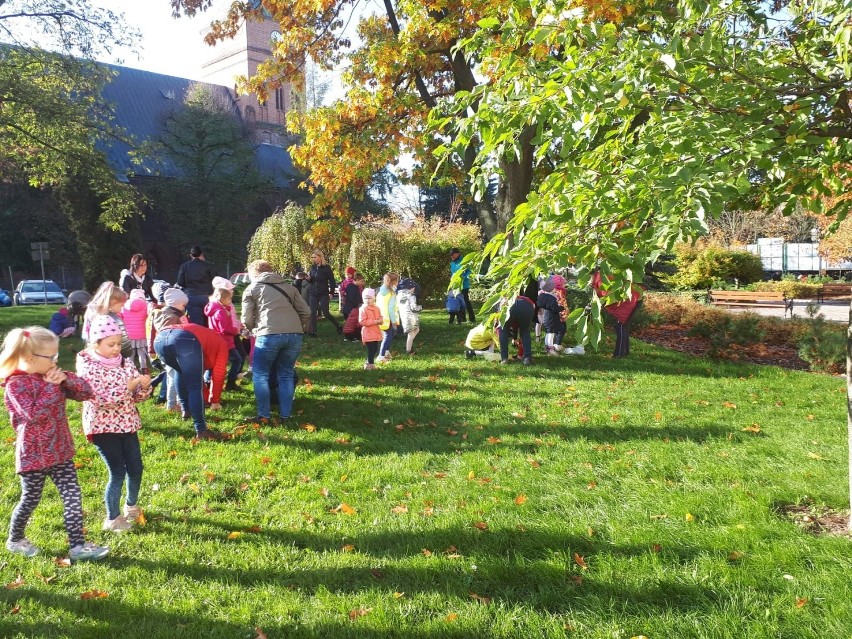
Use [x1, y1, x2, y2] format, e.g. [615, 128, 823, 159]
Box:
[75, 350, 144, 437]
[241, 271, 312, 336]
[204, 300, 239, 349]
[397, 288, 422, 333]
[376, 285, 399, 331]
[121, 297, 149, 340]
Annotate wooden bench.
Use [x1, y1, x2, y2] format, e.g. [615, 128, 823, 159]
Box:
[817, 283, 852, 302]
[708, 290, 794, 318]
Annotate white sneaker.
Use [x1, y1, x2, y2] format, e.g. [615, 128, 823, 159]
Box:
[571, 345, 585, 355]
[123, 504, 142, 521]
[69, 542, 109, 562]
[103, 516, 133, 532]
[6, 538, 40, 557]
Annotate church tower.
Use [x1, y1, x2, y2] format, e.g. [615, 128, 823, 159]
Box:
[201, 15, 297, 145]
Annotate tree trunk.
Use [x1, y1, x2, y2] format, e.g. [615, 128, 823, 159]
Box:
[494, 125, 536, 234]
[847, 297, 852, 531]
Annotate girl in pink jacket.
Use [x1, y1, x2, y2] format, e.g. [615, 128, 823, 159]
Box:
[76, 315, 151, 533]
[121, 288, 151, 373]
[204, 287, 243, 392]
[358, 288, 384, 370]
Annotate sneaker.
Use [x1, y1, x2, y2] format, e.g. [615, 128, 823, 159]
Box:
[6, 538, 39, 557]
[571, 345, 585, 355]
[69, 542, 109, 562]
[465, 349, 475, 359]
[124, 504, 142, 521]
[523, 357, 532, 366]
[196, 429, 225, 441]
[363, 363, 375, 370]
[499, 359, 510, 365]
[102, 516, 132, 532]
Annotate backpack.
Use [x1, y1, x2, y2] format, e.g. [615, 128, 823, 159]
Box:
[445, 292, 462, 313]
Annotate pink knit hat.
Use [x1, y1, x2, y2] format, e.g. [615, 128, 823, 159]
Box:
[211, 276, 235, 291]
[362, 288, 376, 299]
[129, 288, 146, 301]
[550, 274, 566, 288]
[89, 315, 123, 342]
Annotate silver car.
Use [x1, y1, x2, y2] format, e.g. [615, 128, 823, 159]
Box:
[14, 280, 68, 305]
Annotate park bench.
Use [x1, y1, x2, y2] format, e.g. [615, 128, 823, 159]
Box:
[708, 290, 794, 318]
[816, 283, 852, 303]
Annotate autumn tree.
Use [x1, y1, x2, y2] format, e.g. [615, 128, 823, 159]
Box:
[0, 1, 140, 231]
[169, 0, 550, 244]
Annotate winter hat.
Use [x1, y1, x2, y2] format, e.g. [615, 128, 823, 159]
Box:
[211, 276, 235, 291]
[89, 314, 123, 342]
[151, 281, 169, 304]
[163, 288, 189, 308]
[540, 278, 555, 293]
[550, 274, 566, 288]
[129, 288, 146, 301]
[362, 288, 377, 299]
[345, 266, 356, 277]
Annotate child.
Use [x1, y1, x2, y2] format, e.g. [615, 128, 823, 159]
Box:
[76, 315, 151, 532]
[464, 321, 501, 360]
[293, 271, 310, 303]
[551, 274, 584, 355]
[204, 287, 243, 392]
[358, 288, 383, 370]
[396, 277, 422, 355]
[49, 307, 76, 338]
[211, 276, 249, 382]
[83, 281, 132, 359]
[537, 278, 566, 355]
[338, 266, 357, 318]
[376, 272, 400, 362]
[0, 326, 109, 562]
[342, 273, 365, 342]
[122, 289, 152, 373]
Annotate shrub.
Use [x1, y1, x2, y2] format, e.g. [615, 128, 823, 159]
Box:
[666, 243, 764, 290]
[687, 313, 765, 356]
[797, 305, 846, 373]
[247, 207, 482, 300]
[749, 280, 821, 299]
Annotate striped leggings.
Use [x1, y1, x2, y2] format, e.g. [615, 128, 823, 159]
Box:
[8, 460, 85, 548]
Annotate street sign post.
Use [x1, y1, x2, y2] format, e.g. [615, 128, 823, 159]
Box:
[30, 242, 49, 304]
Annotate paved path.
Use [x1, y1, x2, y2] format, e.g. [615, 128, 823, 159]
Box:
[727, 300, 850, 323]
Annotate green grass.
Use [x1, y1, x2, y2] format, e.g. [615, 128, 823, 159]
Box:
[0, 305, 850, 638]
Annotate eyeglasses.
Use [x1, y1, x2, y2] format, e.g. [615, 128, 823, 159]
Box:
[33, 353, 59, 363]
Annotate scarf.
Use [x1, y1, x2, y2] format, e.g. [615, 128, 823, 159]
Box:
[90, 350, 123, 368]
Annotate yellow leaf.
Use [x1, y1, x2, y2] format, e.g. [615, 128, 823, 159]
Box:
[722, 402, 737, 409]
[340, 474, 348, 482]
[795, 597, 808, 608]
[514, 494, 527, 506]
[574, 553, 588, 569]
[167, 450, 178, 458]
[685, 512, 695, 522]
[742, 424, 761, 433]
[468, 471, 475, 480]
[446, 612, 458, 621]
[391, 504, 409, 514]
[204, 471, 216, 483]
[340, 502, 356, 515]
[188, 483, 200, 494]
[422, 548, 433, 557]
[302, 423, 316, 432]
[393, 591, 405, 599]
[135, 512, 147, 527]
[807, 451, 826, 460]
[473, 521, 488, 531]
[80, 589, 109, 600]
[342, 544, 355, 553]
[486, 436, 501, 444]
[227, 531, 243, 540]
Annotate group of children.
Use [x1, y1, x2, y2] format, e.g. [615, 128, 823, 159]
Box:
[0, 272, 255, 561]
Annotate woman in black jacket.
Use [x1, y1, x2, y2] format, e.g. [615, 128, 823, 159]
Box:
[119, 254, 154, 301]
[306, 250, 341, 337]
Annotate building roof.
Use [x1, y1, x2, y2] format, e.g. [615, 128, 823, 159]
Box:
[98, 64, 298, 188]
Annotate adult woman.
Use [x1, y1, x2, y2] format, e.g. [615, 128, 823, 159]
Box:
[176, 246, 216, 327]
[306, 250, 341, 337]
[241, 260, 311, 423]
[153, 305, 226, 441]
[119, 254, 154, 301]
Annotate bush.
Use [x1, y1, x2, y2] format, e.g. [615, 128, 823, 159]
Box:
[749, 280, 821, 299]
[666, 243, 764, 290]
[247, 207, 482, 300]
[797, 305, 846, 373]
[687, 313, 765, 356]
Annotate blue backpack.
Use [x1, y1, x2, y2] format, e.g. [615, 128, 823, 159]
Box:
[445, 292, 462, 313]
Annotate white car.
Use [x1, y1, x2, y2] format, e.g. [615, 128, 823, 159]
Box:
[14, 280, 67, 305]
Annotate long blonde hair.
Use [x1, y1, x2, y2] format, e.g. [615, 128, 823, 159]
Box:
[83, 282, 127, 342]
[210, 288, 233, 305]
[311, 250, 327, 266]
[0, 327, 58, 380]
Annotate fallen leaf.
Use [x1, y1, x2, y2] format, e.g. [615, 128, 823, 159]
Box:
[651, 544, 662, 553]
[527, 457, 541, 468]
[35, 572, 57, 585]
[570, 574, 583, 586]
[727, 551, 744, 561]
[348, 606, 371, 620]
[807, 452, 826, 460]
[486, 436, 502, 444]
[9, 605, 20, 615]
[226, 531, 243, 540]
[342, 544, 355, 553]
[723, 402, 737, 409]
[54, 557, 72, 568]
[587, 481, 597, 490]
[422, 548, 433, 557]
[319, 487, 330, 497]
[654, 411, 663, 421]
[339, 502, 356, 515]
[204, 471, 216, 483]
[340, 474, 348, 482]
[335, 437, 351, 444]
[370, 568, 385, 579]
[5, 576, 25, 589]
[393, 591, 405, 599]
[301, 423, 316, 432]
[135, 512, 147, 527]
[795, 597, 808, 608]
[469, 592, 491, 604]
[473, 521, 488, 531]
[188, 483, 200, 494]
[254, 628, 269, 639]
[446, 613, 458, 621]
[685, 512, 695, 522]
[574, 553, 588, 569]
[806, 415, 815, 421]
[391, 504, 409, 514]
[467, 471, 475, 480]
[260, 457, 272, 465]
[244, 525, 262, 533]
[514, 494, 527, 506]
[742, 424, 761, 433]
[80, 589, 109, 600]
[167, 450, 178, 458]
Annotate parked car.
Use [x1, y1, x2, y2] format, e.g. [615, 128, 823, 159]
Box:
[0, 289, 11, 307]
[229, 272, 251, 286]
[14, 280, 68, 305]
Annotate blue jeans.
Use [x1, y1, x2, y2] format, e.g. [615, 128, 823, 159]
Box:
[227, 347, 243, 383]
[380, 327, 395, 357]
[253, 333, 303, 419]
[185, 294, 209, 327]
[154, 329, 207, 433]
[91, 432, 143, 520]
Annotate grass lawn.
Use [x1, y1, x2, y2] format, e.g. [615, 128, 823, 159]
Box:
[0, 305, 849, 638]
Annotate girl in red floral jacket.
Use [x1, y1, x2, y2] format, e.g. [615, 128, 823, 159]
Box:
[76, 315, 151, 533]
[0, 326, 109, 562]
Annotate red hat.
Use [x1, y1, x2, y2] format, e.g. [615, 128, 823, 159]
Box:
[345, 266, 356, 277]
